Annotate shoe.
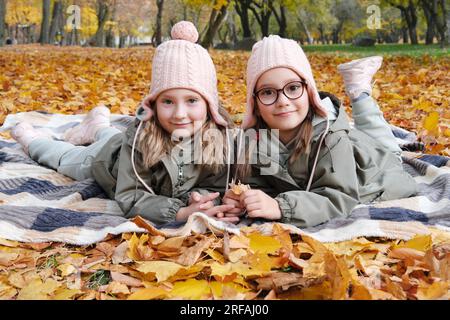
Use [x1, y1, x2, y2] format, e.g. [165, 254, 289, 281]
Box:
[64, 105, 111, 145]
[337, 56, 383, 101]
[11, 122, 52, 154]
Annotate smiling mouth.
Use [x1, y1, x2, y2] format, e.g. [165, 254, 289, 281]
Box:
[172, 123, 192, 126]
[275, 111, 296, 116]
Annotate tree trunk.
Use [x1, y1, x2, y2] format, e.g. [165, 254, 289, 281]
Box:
[271, 3, 287, 37]
[201, 2, 229, 49]
[435, 0, 448, 48]
[249, 1, 272, 38]
[0, 0, 6, 47]
[299, 18, 313, 44]
[49, 1, 63, 44]
[93, 0, 110, 47]
[235, 0, 252, 38]
[154, 0, 164, 46]
[39, 0, 51, 44]
[332, 21, 344, 44]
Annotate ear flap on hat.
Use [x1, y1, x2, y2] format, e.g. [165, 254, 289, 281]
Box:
[136, 95, 154, 121]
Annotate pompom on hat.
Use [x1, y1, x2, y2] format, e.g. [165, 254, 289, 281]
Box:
[138, 21, 227, 127]
[241, 35, 328, 129]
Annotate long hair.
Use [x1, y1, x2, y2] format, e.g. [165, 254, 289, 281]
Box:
[138, 102, 234, 174]
[235, 88, 321, 180]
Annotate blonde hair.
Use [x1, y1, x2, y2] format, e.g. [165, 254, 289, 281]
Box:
[138, 103, 233, 174]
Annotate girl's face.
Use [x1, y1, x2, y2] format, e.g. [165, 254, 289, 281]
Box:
[156, 88, 208, 138]
[254, 67, 310, 144]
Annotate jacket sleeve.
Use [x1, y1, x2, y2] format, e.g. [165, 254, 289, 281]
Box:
[114, 136, 185, 226]
[275, 132, 360, 228]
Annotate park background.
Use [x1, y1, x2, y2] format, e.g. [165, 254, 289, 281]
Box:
[0, 0, 449, 300]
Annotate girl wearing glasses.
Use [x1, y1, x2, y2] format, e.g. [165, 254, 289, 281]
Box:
[220, 35, 417, 227]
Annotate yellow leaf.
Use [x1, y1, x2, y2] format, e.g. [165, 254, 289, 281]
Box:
[57, 263, 77, 277]
[170, 279, 211, 300]
[395, 234, 432, 252]
[17, 278, 60, 300]
[127, 286, 168, 300]
[423, 112, 439, 132]
[52, 288, 82, 300]
[417, 281, 449, 300]
[136, 261, 183, 282]
[248, 233, 282, 255]
[205, 248, 225, 263]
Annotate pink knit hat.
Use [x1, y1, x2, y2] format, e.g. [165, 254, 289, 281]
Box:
[242, 35, 328, 129]
[140, 21, 227, 127]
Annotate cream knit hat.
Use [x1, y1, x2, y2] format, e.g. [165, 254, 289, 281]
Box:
[242, 35, 328, 129]
[141, 21, 227, 127]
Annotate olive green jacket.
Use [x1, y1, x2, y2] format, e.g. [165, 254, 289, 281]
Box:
[90, 119, 226, 225]
[244, 93, 417, 227]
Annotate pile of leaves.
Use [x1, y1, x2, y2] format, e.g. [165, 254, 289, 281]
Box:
[0, 221, 449, 300]
[0, 45, 448, 155]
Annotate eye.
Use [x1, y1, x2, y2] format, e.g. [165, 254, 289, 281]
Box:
[187, 98, 198, 104]
[260, 89, 275, 96]
[287, 85, 301, 92]
[162, 99, 173, 105]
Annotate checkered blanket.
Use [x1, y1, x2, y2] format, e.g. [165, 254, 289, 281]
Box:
[0, 110, 448, 245]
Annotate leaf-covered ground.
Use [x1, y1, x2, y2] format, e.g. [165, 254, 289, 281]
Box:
[0, 45, 449, 300]
[0, 45, 448, 154]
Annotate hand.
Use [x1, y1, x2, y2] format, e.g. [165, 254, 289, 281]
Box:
[240, 190, 282, 220]
[176, 192, 234, 222]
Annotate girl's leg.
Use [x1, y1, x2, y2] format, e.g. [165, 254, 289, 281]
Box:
[28, 126, 121, 181]
[351, 94, 402, 158]
[338, 56, 402, 159]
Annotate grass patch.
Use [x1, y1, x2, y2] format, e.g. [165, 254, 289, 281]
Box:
[302, 43, 450, 57]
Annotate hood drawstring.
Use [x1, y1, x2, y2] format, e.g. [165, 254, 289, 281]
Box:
[306, 116, 330, 192]
[131, 120, 155, 195]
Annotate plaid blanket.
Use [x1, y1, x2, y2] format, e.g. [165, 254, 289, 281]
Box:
[0, 110, 448, 245]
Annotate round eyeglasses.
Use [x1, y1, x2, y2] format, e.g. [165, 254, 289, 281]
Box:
[253, 81, 307, 105]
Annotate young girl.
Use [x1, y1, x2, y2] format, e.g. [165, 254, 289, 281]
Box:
[10, 21, 236, 226]
[221, 35, 417, 227]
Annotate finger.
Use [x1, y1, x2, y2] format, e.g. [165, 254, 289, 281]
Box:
[217, 212, 224, 218]
[200, 192, 220, 203]
[247, 209, 263, 218]
[243, 195, 259, 207]
[223, 208, 243, 215]
[246, 203, 261, 212]
[223, 198, 241, 207]
[223, 211, 245, 217]
[199, 201, 214, 210]
[204, 204, 235, 217]
[191, 192, 201, 203]
[225, 190, 241, 201]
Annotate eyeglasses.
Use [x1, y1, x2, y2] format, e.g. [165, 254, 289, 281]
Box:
[253, 81, 307, 106]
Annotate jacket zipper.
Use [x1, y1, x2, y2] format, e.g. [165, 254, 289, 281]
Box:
[177, 162, 184, 186]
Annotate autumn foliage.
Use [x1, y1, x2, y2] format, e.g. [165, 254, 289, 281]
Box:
[0, 45, 448, 155]
[0, 45, 449, 300]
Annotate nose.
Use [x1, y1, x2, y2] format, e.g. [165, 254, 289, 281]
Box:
[275, 91, 290, 107]
[173, 103, 187, 119]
